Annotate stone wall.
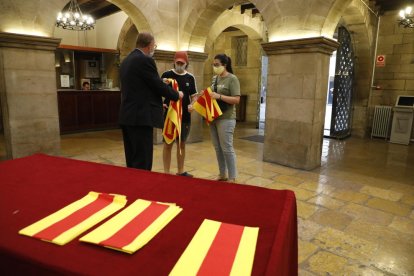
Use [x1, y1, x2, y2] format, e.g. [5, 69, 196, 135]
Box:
[0, 33, 61, 159]
[372, 10, 414, 106]
[371, 10, 414, 138]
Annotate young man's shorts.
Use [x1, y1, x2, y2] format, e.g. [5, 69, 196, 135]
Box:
[179, 122, 191, 142]
[163, 122, 191, 143]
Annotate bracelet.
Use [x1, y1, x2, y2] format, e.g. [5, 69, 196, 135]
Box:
[219, 94, 222, 100]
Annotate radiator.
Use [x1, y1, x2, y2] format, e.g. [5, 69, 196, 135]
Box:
[371, 105, 392, 139]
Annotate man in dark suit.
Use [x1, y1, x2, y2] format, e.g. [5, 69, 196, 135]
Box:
[119, 32, 183, 171]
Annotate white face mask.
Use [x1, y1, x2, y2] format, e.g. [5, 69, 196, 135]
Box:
[175, 64, 186, 73]
[213, 65, 225, 75]
[148, 43, 156, 57]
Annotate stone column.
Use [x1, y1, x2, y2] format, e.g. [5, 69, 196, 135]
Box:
[153, 49, 207, 144]
[0, 32, 61, 159]
[262, 37, 339, 170]
[187, 51, 209, 143]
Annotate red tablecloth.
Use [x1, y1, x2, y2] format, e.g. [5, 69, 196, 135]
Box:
[0, 154, 297, 275]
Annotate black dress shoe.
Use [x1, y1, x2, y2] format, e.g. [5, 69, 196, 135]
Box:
[176, 172, 193, 177]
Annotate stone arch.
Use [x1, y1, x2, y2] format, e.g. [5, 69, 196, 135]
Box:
[0, 0, 67, 36]
[321, 0, 358, 38]
[255, 0, 338, 42]
[201, 5, 268, 123]
[204, 5, 267, 53]
[182, 0, 355, 50]
[203, 25, 265, 123]
[117, 18, 139, 61]
[0, 0, 152, 39]
[180, 0, 270, 52]
[106, 0, 152, 33]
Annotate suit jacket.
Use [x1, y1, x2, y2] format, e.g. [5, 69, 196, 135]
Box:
[119, 49, 179, 128]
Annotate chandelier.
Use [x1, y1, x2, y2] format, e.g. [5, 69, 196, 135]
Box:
[398, 6, 414, 28]
[56, 0, 95, 31]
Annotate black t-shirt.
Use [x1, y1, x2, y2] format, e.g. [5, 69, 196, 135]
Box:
[161, 70, 197, 123]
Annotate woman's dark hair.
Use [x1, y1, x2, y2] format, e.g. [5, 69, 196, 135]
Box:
[214, 54, 233, 74]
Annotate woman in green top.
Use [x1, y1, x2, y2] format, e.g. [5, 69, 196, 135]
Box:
[209, 54, 241, 182]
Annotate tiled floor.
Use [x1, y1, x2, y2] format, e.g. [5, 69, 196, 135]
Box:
[3, 123, 414, 275]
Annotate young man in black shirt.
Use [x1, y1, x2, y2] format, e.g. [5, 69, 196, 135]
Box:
[161, 51, 198, 177]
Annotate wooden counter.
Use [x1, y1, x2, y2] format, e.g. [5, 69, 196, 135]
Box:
[57, 90, 121, 133]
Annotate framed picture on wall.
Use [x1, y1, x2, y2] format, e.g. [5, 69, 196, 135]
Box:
[60, 75, 70, 88]
[84, 60, 100, 78]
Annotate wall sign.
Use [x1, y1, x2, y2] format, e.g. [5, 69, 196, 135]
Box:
[376, 55, 386, 67]
[85, 60, 100, 78]
[60, 75, 70, 88]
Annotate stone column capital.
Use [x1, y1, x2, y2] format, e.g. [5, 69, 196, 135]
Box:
[154, 50, 208, 63]
[0, 32, 61, 51]
[153, 49, 175, 62]
[187, 51, 209, 62]
[262, 36, 339, 56]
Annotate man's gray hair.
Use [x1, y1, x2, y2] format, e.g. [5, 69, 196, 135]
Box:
[136, 32, 154, 48]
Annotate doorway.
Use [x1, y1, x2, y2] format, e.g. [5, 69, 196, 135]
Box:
[258, 55, 268, 130]
[324, 27, 354, 139]
[324, 52, 336, 136]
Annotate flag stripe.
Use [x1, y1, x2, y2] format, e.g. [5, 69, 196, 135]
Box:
[51, 199, 127, 246]
[169, 219, 221, 276]
[196, 222, 244, 276]
[99, 202, 170, 248]
[19, 192, 100, 236]
[122, 205, 182, 253]
[230, 226, 259, 276]
[80, 199, 182, 254]
[32, 193, 116, 241]
[79, 200, 153, 245]
[169, 219, 259, 276]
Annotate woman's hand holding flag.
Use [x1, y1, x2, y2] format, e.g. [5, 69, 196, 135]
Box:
[192, 87, 223, 125]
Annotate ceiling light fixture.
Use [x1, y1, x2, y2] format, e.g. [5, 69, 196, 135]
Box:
[56, 0, 95, 31]
[398, 6, 414, 28]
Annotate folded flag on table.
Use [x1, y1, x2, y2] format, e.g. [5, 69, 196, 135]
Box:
[193, 87, 223, 125]
[80, 199, 182, 254]
[19, 191, 127, 246]
[163, 79, 182, 144]
[169, 219, 259, 276]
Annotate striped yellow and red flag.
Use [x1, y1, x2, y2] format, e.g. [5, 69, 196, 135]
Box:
[19, 192, 127, 246]
[169, 219, 259, 276]
[193, 87, 223, 125]
[163, 79, 182, 144]
[80, 199, 182, 254]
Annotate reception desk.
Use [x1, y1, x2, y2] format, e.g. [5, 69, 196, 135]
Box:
[57, 90, 121, 133]
[0, 154, 298, 275]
